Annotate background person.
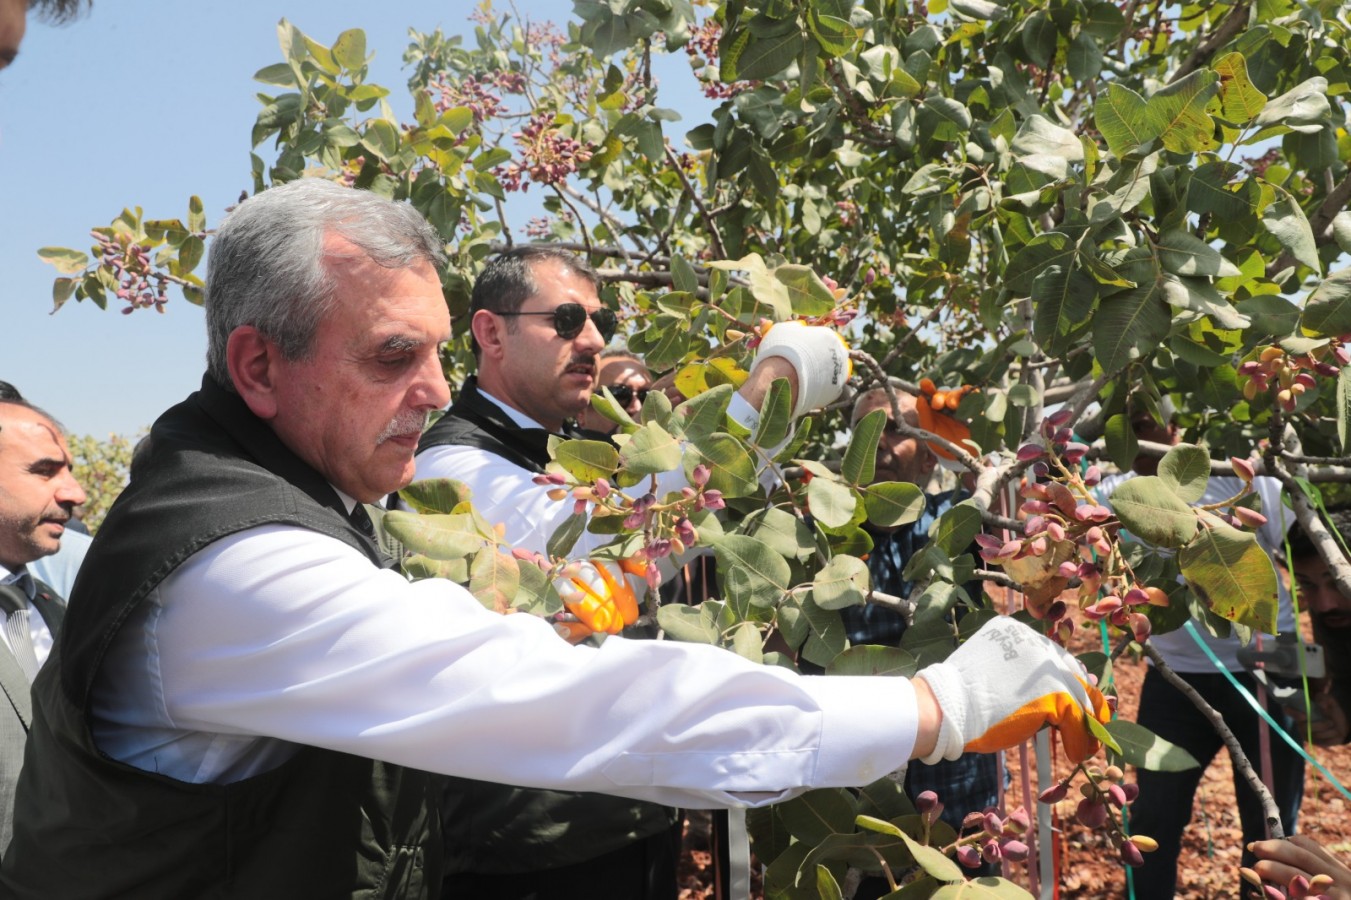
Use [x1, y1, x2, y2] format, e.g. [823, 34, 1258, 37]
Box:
[578, 349, 651, 436]
[841, 387, 1001, 896]
[411, 245, 854, 899]
[0, 392, 86, 851]
[1282, 506, 1351, 744]
[1096, 407, 1304, 899]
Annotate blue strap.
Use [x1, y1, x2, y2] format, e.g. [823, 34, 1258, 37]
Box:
[1182, 620, 1351, 802]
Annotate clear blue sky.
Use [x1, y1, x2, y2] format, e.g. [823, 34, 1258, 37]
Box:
[1, 1, 704, 437]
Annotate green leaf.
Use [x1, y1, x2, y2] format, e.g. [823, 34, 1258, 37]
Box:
[734, 30, 806, 81]
[898, 830, 965, 883]
[620, 423, 683, 477]
[1011, 115, 1084, 162]
[861, 482, 926, 528]
[816, 866, 843, 900]
[710, 534, 793, 607]
[1158, 444, 1211, 505]
[730, 621, 765, 663]
[1299, 268, 1351, 338]
[399, 478, 472, 515]
[812, 554, 870, 610]
[331, 28, 367, 70]
[1179, 519, 1279, 633]
[1094, 83, 1154, 157]
[657, 604, 720, 644]
[671, 255, 699, 295]
[253, 62, 297, 87]
[1020, 11, 1057, 68]
[675, 383, 735, 440]
[773, 264, 838, 316]
[1251, 76, 1329, 134]
[1105, 719, 1201, 771]
[1262, 187, 1321, 274]
[1092, 280, 1170, 374]
[1032, 266, 1097, 354]
[1086, 714, 1122, 755]
[546, 511, 587, 559]
[1004, 233, 1076, 293]
[381, 511, 483, 559]
[402, 554, 468, 583]
[1157, 230, 1241, 278]
[1144, 69, 1219, 154]
[188, 195, 206, 233]
[842, 410, 885, 485]
[1211, 52, 1266, 125]
[753, 378, 793, 449]
[918, 96, 973, 142]
[687, 433, 759, 498]
[362, 119, 400, 162]
[827, 645, 917, 677]
[513, 558, 562, 616]
[930, 500, 983, 557]
[37, 247, 90, 275]
[744, 507, 817, 561]
[807, 476, 860, 530]
[468, 549, 520, 613]
[1110, 476, 1199, 548]
[555, 439, 620, 483]
[777, 788, 859, 843]
[1104, 413, 1139, 471]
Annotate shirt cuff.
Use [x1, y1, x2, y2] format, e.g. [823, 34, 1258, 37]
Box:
[800, 674, 918, 787]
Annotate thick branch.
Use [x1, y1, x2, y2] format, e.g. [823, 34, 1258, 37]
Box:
[1140, 641, 1284, 840]
[1170, 2, 1248, 82]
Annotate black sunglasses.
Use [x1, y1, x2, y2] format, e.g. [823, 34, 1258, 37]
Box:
[496, 303, 617, 342]
[607, 384, 650, 406]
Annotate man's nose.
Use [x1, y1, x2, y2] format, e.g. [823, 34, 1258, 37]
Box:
[574, 314, 607, 353]
[412, 351, 451, 409]
[57, 472, 88, 507]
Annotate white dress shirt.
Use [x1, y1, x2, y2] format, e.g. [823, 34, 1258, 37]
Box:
[89, 524, 919, 805]
[0, 563, 56, 666]
[411, 388, 770, 561]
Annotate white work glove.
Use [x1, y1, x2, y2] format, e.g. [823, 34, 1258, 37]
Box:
[751, 321, 852, 418]
[916, 617, 1112, 764]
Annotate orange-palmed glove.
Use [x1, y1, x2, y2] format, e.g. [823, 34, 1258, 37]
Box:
[915, 379, 977, 468]
[916, 617, 1112, 764]
[553, 559, 647, 636]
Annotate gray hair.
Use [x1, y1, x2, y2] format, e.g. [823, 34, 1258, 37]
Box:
[205, 179, 446, 389]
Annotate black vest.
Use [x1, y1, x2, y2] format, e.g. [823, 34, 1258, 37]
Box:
[0, 376, 442, 899]
[416, 377, 675, 876]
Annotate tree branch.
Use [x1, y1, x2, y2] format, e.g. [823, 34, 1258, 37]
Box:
[665, 143, 727, 259]
[1170, 2, 1248, 83]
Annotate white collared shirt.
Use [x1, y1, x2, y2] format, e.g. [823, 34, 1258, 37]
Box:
[410, 387, 769, 561]
[88, 523, 918, 804]
[0, 562, 56, 666]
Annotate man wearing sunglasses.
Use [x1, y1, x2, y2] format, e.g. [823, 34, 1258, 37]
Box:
[579, 350, 651, 436]
[411, 245, 857, 900]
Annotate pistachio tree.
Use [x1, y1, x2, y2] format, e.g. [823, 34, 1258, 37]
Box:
[35, 0, 1351, 896]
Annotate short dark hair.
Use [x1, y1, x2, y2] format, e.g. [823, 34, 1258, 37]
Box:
[469, 246, 601, 356]
[28, 0, 91, 24]
[0, 381, 24, 403]
[1286, 505, 1351, 563]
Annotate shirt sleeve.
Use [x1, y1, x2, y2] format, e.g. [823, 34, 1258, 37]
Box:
[139, 525, 918, 808]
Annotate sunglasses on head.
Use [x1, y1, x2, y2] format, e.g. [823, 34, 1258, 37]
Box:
[496, 303, 618, 342]
[607, 384, 650, 406]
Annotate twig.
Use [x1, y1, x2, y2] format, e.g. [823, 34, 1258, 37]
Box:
[665, 143, 727, 259]
[1170, 1, 1247, 82]
[1140, 641, 1284, 840]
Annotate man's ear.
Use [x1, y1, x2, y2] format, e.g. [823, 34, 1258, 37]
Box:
[226, 326, 282, 420]
[471, 309, 506, 361]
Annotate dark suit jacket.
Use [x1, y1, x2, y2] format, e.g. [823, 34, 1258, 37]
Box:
[0, 577, 66, 852]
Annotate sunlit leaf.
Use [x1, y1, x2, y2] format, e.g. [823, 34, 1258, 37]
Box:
[1179, 520, 1279, 632]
